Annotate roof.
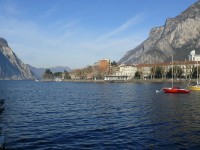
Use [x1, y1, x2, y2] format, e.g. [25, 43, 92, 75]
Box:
[137, 61, 199, 67]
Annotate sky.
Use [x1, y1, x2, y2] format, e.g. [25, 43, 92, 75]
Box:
[0, 0, 198, 69]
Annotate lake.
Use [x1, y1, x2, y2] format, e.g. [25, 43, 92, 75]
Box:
[0, 80, 200, 149]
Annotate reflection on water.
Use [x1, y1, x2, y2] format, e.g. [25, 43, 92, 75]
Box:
[0, 81, 200, 149]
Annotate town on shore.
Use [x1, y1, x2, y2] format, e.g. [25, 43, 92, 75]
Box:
[41, 50, 200, 83]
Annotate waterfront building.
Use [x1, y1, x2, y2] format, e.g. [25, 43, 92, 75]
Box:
[116, 64, 137, 80]
[98, 59, 111, 74]
[137, 61, 198, 79]
[189, 50, 200, 61]
[104, 75, 128, 82]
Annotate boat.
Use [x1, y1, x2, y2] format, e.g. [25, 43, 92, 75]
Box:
[188, 61, 200, 91]
[163, 87, 190, 93]
[188, 84, 200, 91]
[162, 56, 190, 94]
[55, 77, 62, 82]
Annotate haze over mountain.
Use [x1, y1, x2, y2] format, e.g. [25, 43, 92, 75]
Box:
[27, 65, 71, 79]
[0, 37, 34, 79]
[119, 1, 200, 64]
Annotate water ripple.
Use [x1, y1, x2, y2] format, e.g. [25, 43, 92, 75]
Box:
[1, 81, 200, 149]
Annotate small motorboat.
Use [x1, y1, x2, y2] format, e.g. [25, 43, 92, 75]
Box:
[163, 86, 190, 94]
[55, 77, 62, 82]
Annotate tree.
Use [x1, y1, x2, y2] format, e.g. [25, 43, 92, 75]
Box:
[54, 72, 62, 78]
[155, 67, 164, 78]
[166, 66, 183, 79]
[111, 61, 118, 66]
[150, 66, 156, 79]
[135, 71, 141, 79]
[63, 70, 71, 79]
[174, 66, 183, 78]
[166, 67, 172, 78]
[192, 66, 200, 79]
[43, 69, 53, 79]
[151, 66, 164, 79]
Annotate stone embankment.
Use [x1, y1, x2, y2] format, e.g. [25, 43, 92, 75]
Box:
[40, 78, 197, 84]
[63, 78, 194, 83]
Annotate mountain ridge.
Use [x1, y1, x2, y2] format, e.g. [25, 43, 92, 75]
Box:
[119, 1, 200, 64]
[0, 37, 34, 79]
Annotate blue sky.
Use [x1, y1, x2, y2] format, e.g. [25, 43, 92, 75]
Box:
[0, 0, 197, 69]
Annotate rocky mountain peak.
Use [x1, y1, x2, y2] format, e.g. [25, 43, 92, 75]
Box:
[119, 1, 200, 65]
[0, 37, 34, 79]
[0, 38, 8, 47]
[178, 1, 200, 20]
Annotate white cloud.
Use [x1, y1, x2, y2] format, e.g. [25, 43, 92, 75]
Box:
[39, 5, 58, 19]
[98, 14, 145, 40]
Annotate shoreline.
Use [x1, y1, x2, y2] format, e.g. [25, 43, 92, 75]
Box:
[1, 78, 197, 83]
[63, 78, 194, 83]
[45, 78, 194, 83]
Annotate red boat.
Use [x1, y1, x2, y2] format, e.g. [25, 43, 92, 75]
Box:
[163, 87, 190, 94]
[161, 56, 190, 94]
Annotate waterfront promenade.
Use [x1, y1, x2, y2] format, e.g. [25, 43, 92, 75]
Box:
[59, 78, 195, 83]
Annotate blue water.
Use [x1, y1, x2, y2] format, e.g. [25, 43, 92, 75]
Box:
[0, 80, 200, 149]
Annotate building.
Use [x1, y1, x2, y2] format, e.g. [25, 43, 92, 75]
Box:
[98, 59, 111, 74]
[91, 59, 111, 79]
[104, 75, 128, 82]
[104, 64, 137, 82]
[116, 64, 137, 80]
[189, 50, 200, 61]
[137, 61, 198, 79]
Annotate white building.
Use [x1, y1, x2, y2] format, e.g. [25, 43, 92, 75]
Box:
[116, 64, 137, 80]
[189, 50, 200, 61]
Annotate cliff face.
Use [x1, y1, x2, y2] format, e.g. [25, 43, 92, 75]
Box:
[0, 38, 34, 79]
[119, 1, 200, 64]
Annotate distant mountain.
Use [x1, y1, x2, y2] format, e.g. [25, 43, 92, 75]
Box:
[0, 37, 34, 79]
[27, 65, 71, 79]
[119, 1, 200, 64]
[50, 66, 71, 73]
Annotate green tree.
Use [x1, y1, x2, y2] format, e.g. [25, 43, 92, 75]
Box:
[155, 67, 164, 78]
[174, 66, 183, 78]
[43, 69, 53, 79]
[53, 72, 62, 78]
[150, 66, 156, 79]
[166, 67, 172, 78]
[64, 70, 71, 79]
[151, 66, 164, 79]
[135, 71, 141, 79]
[166, 66, 183, 79]
[111, 61, 118, 66]
[192, 66, 200, 79]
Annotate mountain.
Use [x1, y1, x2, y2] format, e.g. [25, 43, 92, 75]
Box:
[50, 66, 71, 73]
[119, 1, 200, 65]
[27, 65, 71, 79]
[0, 37, 34, 79]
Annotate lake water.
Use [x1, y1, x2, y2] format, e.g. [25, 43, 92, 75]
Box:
[0, 80, 200, 149]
